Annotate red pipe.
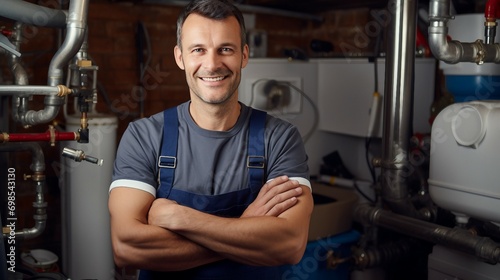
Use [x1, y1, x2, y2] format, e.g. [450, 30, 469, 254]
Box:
[485, 0, 500, 20]
[0, 29, 13, 37]
[1, 127, 78, 146]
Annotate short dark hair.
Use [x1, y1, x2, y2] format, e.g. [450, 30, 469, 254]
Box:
[176, 0, 247, 50]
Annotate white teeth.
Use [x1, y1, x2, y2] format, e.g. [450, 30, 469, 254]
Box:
[202, 76, 224, 82]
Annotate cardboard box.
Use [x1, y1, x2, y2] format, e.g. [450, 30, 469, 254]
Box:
[308, 183, 359, 241]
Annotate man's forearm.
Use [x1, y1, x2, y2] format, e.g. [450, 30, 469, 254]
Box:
[152, 185, 313, 266]
[109, 187, 223, 271]
[168, 209, 303, 266]
[112, 220, 223, 271]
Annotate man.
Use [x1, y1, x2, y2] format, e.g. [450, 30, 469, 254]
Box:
[108, 0, 313, 279]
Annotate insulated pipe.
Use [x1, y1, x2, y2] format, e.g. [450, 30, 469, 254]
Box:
[380, 0, 421, 217]
[0, 0, 67, 28]
[0, 128, 79, 146]
[486, 0, 500, 20]
[0, 143, 47, 239]
[485, 0, 500, 44]
[428, 0, 500, 64]
[354, 204, 500, 264]
[22, 0, 89, 126]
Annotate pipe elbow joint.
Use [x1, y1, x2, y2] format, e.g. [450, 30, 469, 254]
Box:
[428, 27, 462, 64]
[23, 96, 64, 126]
[18, 220, 46, 239]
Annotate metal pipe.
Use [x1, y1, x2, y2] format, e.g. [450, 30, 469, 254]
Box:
[0, 142, 45, 172]
[0, 0, 67, 28]
[14, 180, 47, 239]
[380, 0, 421, 216]
[8, 22, 28, 86]
[354, 204, 500, 264]
[0, 143, 47, 239]
[0, 85, 72, 97]
[428, 0, 500, 64]
[22, 0, 89, 126]
[0, 127, 79, 145]
[7, 22, 30, 124]
[352, 238, 417, 269]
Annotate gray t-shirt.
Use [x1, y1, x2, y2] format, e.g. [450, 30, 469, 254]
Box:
[110, 101, 310, 197]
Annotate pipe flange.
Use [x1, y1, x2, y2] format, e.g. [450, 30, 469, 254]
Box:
[474, 39, 486, 65]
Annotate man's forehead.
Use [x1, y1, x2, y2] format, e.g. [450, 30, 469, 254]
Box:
[181, 14, 241, 43]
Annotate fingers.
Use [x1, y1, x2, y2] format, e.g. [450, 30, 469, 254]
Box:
[242, 176, 303, 218]
[256, 175, 290, 200]
[265, 186, 302, 217]
[259, 177, 302, 206]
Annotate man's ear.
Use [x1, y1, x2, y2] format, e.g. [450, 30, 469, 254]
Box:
[174, 45, 185, 70]
[241, 44, 249, 69]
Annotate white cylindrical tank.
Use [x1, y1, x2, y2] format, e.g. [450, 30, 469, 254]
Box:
[428, 101, 500, 225]
[62, 113, 118, 280]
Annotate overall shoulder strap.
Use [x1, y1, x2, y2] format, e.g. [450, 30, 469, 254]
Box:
[157, 107, 179, 198]
[247, 108, 267, 193]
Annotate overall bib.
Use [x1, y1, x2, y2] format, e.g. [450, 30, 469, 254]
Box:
[139, 107, 281, 280]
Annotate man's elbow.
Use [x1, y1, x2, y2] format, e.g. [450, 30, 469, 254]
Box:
[111, 240, 136, 268]
[284, 241, 307, 265]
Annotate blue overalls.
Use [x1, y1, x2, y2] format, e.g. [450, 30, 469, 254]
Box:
[139, 106, 282, 280]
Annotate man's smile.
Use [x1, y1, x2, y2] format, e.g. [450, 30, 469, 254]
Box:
[200, 76, 226, 82]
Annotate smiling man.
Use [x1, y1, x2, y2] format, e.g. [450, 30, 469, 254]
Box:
[108, 0, 313, 279]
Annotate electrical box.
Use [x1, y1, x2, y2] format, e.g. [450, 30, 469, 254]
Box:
[316, 58, 436, 137]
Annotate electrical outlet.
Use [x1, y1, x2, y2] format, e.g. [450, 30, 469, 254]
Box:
[242, 77, 303, 114]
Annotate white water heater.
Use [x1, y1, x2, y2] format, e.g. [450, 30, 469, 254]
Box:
[428, 101, 500, 225]
[62, 113, 117, 279]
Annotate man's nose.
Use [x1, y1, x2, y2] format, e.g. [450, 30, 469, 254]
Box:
[204, 51, 222, 70]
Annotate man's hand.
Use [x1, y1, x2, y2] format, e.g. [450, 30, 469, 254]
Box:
[148, 198, 180, 228]
[241, 176, 303, 218]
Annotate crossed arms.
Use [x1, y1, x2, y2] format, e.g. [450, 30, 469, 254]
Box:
[108, 176, 313, 271]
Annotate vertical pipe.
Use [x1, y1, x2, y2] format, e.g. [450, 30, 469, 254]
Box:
[23, 0, 89, 126]
[380, 0, 418, 215]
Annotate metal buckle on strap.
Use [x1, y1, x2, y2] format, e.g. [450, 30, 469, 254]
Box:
[158, 156, 177, 168]
[247, 156, 265, 168]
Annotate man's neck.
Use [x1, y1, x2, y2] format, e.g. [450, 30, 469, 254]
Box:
[189, 100, 241, 131]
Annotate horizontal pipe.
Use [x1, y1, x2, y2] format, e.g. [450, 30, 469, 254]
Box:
[0, 0, 67, 28]
[0, 130, 79, 145]
[0, 85, 72, 97]
[354, 204, 500, 264]
[428, 0, 500, 64]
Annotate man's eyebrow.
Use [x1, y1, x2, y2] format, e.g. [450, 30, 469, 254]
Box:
[186, 43, 205, 50]
[217, 42, 240, 50]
